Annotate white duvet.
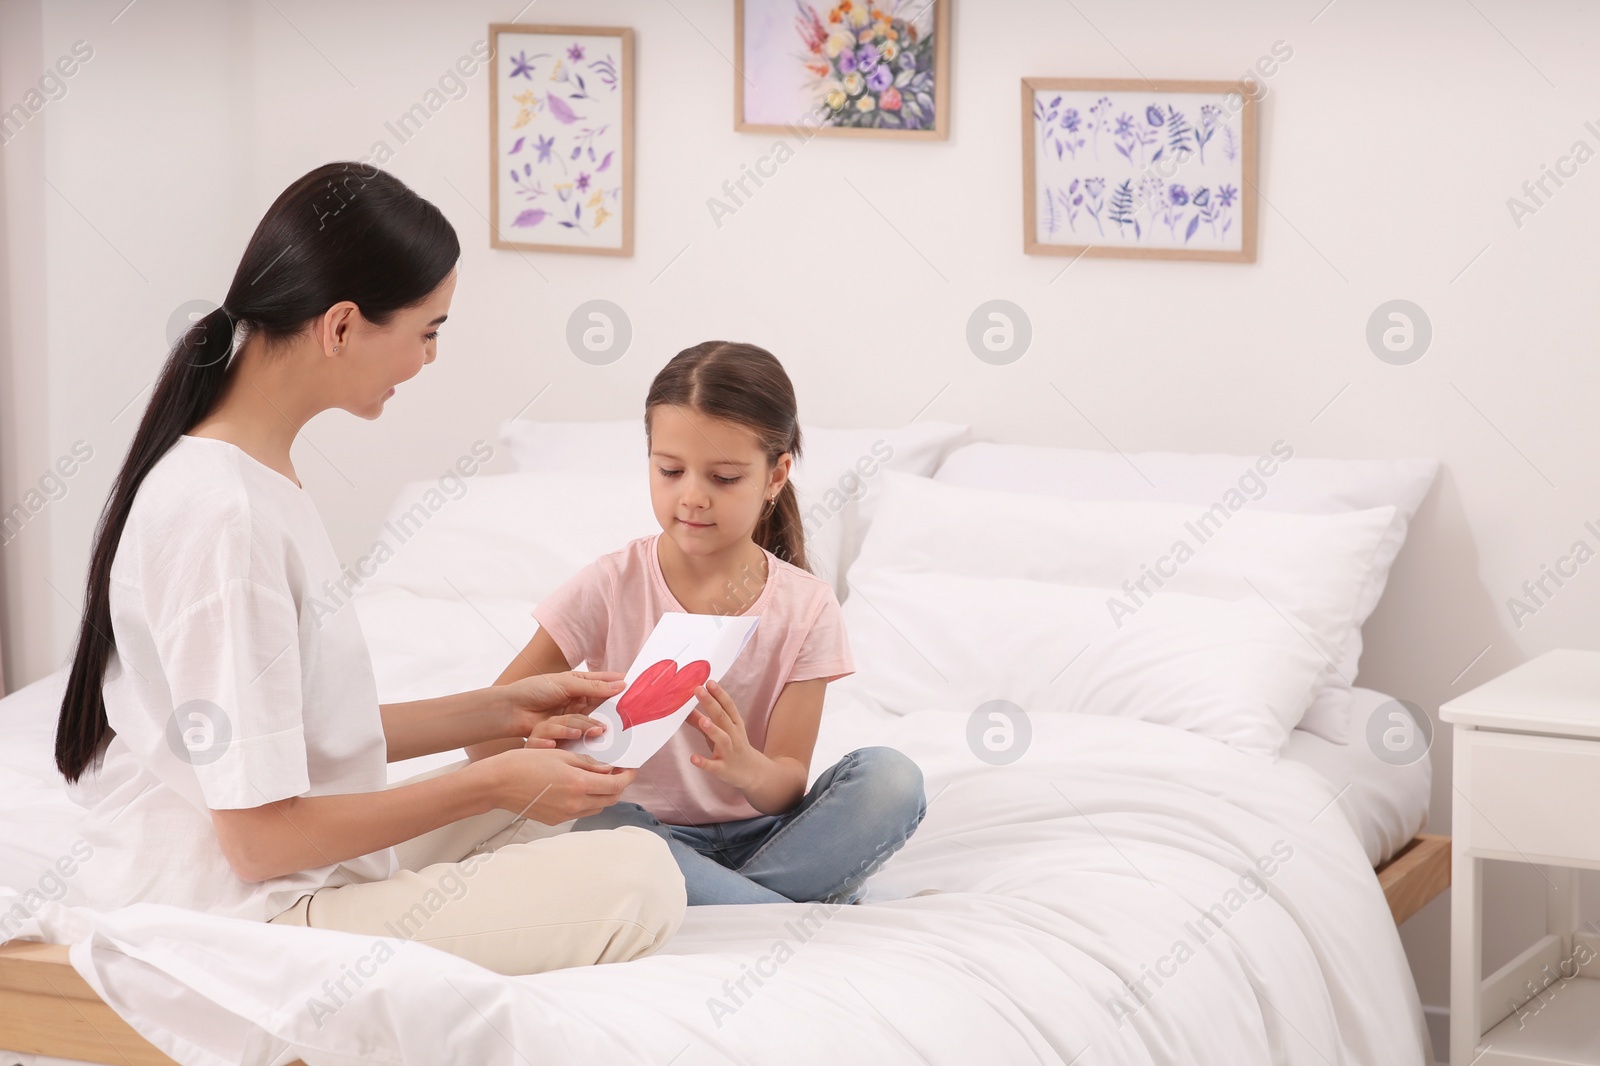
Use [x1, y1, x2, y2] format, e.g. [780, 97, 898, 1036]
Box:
[3, 660, 1429, 1064]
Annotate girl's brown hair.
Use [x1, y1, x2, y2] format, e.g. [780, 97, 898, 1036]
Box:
[645, 341, 807, 572]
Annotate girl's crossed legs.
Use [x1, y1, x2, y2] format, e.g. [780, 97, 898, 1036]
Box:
[573, 746, 926, 906]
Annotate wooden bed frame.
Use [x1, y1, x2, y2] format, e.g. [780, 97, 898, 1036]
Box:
[0, 833, 1451, 1066]
[1376, 832, 1451, 926]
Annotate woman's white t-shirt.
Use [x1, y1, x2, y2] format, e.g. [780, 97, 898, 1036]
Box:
[67, 435, 396, 922]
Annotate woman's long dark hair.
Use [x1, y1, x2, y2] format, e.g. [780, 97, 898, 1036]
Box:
[645, 341, 808, 572]
[55, 162, 460, 782]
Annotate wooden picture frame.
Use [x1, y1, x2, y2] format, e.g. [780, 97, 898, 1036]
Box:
[1022, 77, 1258, 262]
[734, 0, 950, 140]
[488, 23, 634, 256]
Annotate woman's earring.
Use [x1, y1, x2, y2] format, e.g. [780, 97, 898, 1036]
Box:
[332, 345, 340, 352]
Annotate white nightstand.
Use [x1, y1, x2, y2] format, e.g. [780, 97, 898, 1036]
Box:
[1442, 648, 1600, 1066]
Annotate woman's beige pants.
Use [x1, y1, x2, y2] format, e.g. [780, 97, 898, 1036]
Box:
[267, 759, 687, 975]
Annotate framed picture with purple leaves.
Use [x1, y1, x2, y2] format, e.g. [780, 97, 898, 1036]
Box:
[735, 0, 950, 140]
[488, 24, 633, 256]
[1022, 78, 1257, 262]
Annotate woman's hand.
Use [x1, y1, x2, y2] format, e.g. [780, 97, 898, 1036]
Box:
[687, 680, 770, 792]
[483, 746, 637, 824]
[498, 670, 624, 744]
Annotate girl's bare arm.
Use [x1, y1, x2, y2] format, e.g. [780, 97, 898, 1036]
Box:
[742, 677, 827, 815]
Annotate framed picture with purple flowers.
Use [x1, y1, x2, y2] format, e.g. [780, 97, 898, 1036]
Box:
[488, 24, 633, 256]
[734, 0, 950, 140]
[1022, 78, 1257, 262]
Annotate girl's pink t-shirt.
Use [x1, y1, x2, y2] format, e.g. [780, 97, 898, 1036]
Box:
[532, 533, 854, 825]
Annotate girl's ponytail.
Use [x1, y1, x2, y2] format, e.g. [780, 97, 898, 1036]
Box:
[56, 162, 460, 783]
[753, 436, 808, 572]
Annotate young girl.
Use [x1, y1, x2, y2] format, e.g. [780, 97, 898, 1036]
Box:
[475, 341, 926, 905]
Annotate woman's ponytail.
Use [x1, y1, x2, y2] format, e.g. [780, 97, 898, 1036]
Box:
[55, 307, 238, 782]
[55, 162, 460, 783]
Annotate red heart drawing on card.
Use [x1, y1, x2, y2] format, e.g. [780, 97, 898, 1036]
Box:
[616, 659, 712, 730]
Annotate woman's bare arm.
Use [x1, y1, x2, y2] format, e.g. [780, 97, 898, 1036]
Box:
[379, 686, 518, 764]
[210, 747, 634, 883]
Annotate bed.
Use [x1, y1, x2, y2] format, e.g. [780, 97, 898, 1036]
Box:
[0, 427, 1444, 1064]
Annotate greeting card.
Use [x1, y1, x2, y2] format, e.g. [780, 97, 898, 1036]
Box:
[559, 612, 759, 768]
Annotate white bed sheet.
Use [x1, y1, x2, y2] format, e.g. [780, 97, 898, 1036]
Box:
[1278, 687, 1433, 867]
[0, 663, 1434, 896]
[0, 590, 1433, 1064]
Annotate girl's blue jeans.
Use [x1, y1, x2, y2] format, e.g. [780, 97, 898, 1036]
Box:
[571, 746, 926, 906]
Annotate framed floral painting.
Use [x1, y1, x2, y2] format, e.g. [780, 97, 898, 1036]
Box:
[488, 24, 633, 256]
[735, 0, 950, 140]
[1022, 78, 1257, 262]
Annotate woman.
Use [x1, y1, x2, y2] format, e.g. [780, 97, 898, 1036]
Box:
[53, 161, 686, 976]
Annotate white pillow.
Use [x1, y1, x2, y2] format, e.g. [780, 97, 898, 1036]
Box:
[932, 442, 1437, 742]
[841, 567, 1330, 755]
[359, 470, 656, 603]
[497, 418, 969, 597]
[852, 472, 1394, 714]
[791, 423, 970, 593]
[355, 586, 539, 700]
[497, 417, 647, 473]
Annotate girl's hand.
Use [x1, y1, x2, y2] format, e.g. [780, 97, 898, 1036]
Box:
[528, 712, 610, 745]
[499, 671, 625, 743]
[688, 680, 768, 792]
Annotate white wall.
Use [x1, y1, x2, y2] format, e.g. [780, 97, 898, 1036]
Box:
[5, 0, 1600, 1049]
